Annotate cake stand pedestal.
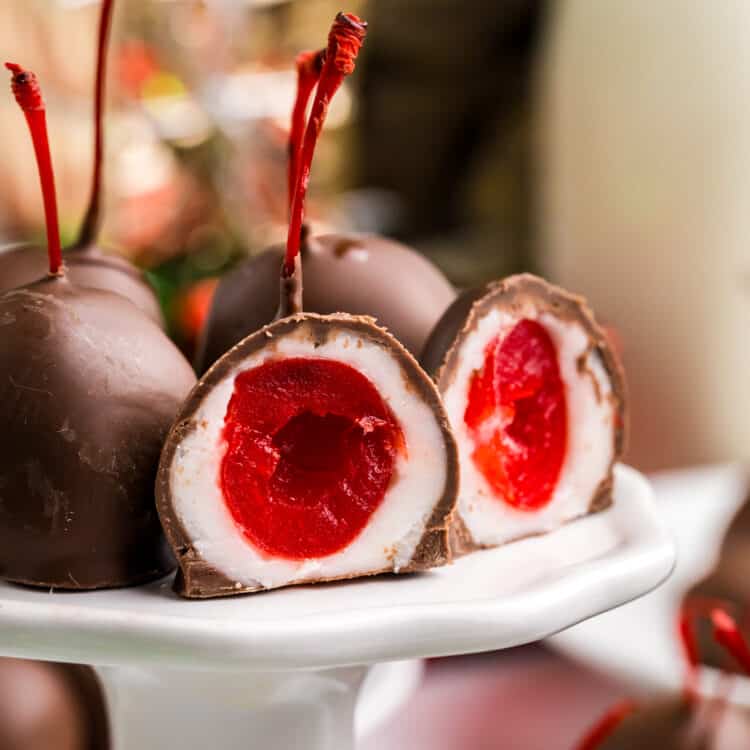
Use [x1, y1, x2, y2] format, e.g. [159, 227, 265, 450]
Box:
[96, 662, 418, 750]
[0, 466, 674, 750]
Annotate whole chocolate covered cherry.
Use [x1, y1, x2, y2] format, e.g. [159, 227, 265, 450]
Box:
[0, 63, 195, 589]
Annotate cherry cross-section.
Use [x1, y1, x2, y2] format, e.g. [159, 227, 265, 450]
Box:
[221, 357, 404, 559]
[464, 319, 567, 511]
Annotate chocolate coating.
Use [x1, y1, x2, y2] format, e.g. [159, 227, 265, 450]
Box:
[158, 312, 459, 598]
[194, 233, 456, 373]
[421, 273, 627, 555]
[0, 244, 164, 327]
[0, 660, 108, 750]
[691, 488, 750, 602]
[595, 696, 750, 749]
[688, 485, 750, 673]
[0, 275, 196, 588]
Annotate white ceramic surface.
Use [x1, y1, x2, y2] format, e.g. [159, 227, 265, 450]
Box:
[550, 463, 749, 694]
[0, 465, 672, 672]
[356, 660, 424, 738]
[99, 664, 366, 750]
[0, 464, 673, 749]
[94, 659, 422, 750]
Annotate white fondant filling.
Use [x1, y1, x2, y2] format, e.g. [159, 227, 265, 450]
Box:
[169, 324, 449, 590]
[442, 308, 615, 547]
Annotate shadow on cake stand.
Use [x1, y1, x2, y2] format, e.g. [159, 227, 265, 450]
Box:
[0, 465, 674, 750]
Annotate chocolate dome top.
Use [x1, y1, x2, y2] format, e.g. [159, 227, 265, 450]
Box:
[195, 231, 456, 373]
[0, 243, 163, 326]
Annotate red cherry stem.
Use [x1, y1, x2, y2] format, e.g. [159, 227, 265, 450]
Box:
[6, 63, 63, 276]
[683, 595, 750, 673]
[711, 608, 750, 674]
[678, 603, 701, 703]
[279, 11, 367, 319]
[288, 49, 324, 213]
[75, 0, 115, 249]
[574, 700, 637, 750]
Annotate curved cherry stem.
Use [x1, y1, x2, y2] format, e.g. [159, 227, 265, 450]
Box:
[6, 63, 63, 276]
[288, 49, 324, 213]
[282, 12, 367, 282]
[75, 0, 115, 250]
[711, 608, 750, 674]
[683, 595, 747, 675]
[679, 602, 701, 703]
[574, 700, 636, 750]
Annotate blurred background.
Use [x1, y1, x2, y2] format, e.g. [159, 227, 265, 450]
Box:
[1, 0, 538, 363]
[2, 1, 750, 747]
[5, 0, 750, 476]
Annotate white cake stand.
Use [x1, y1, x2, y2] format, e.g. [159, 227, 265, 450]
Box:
[0, 465, 674, 750]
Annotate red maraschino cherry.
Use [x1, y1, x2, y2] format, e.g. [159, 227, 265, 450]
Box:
[218, 13, 403, 560]
[463, 318, 567, 510]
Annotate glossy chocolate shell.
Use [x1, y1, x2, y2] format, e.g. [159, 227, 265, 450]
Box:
[0, 276, 195, 588]
[194, 232, 456, 373]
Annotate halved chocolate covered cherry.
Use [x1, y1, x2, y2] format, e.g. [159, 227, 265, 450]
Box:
[156, 13, 458, 597]
[0, 0, 163, 326]
[157, 314, 457, 596]
[422, 274, 626, 554]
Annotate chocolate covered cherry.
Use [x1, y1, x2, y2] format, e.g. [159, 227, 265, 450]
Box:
[159, 314, 457, 596]
[577, 608, 750, 750]
[157, 13, 458, 597]
[581, 697, 750, 750]
[0, 63, 195, 588]
[0, 660, 109, 750]
[421, 274, 626, 554]
[0, 0, 163, 326]
[685, 487, 750, 675]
